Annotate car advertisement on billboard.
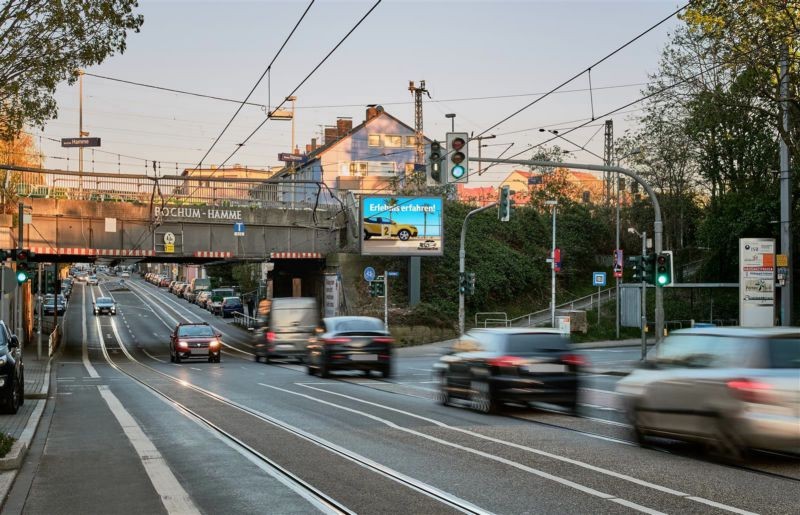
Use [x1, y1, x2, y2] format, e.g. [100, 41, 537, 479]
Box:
[360, 195, 443, 256]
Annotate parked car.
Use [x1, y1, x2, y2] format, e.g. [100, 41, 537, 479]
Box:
[208, 288, 236, 315]
[195, 291, 212, 309]
[175, 283, 189, 297]
[0, 321, 24, 414]
[362, 216, 418, 241]
[307, 316, 394, 378]
[616, 327, 800, 461]
[434, 328, 583, 415]
[43, 294, 67, 316]
[169, 322, 222, 363]
[93, 297, 117, 316]
[160, 277, 172, 287]
[254, 297, 319, 363]
[221, 296, 244, 318]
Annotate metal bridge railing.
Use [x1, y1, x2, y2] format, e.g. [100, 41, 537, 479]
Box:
[233, 312, 259, 331]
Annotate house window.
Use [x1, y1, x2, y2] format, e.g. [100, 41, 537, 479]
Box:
[405, 136, 417, 147]
[374, 162, 395, 176]
[349, 162, 369, 176]
[384, 135, 403, 148]
[368, 134, 381, 147]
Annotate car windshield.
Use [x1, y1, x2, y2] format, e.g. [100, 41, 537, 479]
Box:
[178, 325, 215, 337]
[223, 297, 241, 305]
[768, 338, 800, 368]
[329, 318, 384, 333]
[96, 298, 113, 305]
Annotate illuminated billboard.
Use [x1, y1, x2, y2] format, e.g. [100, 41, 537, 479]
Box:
[360, 196, 444, 256]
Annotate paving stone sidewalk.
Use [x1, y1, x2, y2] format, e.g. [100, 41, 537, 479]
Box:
[0, 355, 50, 440]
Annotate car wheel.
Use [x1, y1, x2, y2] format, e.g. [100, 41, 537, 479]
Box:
[170, 353, 175, 363]
[470, 380, 498, 414]
[254, 354, 261, 363]
[319, 360, 331, 378]
[265, 354, 272, 364]
[307, 364, 316, 376]
[708, 416, 748, 463]
[397, 229, 411, 241]
[0, 378, 20, 415]
[437, 373, 452, 406]
[363, 230, 371, 240]
[216, 356, 221, 363]
[174, 353, 181, 364]
[562, 399, 579, 417]
[18, 371, 24, 406]
[380, 364, 392, 379]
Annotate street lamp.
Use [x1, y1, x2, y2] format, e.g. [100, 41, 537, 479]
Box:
[445, 113, 456, 132]
[628, 226, 649, 360]
[545, 200, 558, 327]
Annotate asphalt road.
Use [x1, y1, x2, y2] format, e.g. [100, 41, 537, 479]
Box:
[5, 276, 798, 514]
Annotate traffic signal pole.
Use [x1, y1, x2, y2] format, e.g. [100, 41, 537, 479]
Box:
[472, 157, 666, 342]
[640, 231, 647, 359]
[459, 202, 498, 335]
[17, 202, 23, 344]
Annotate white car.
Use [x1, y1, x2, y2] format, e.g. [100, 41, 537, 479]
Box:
[87, 275, 99, 285]
[121, 271, 130, 278]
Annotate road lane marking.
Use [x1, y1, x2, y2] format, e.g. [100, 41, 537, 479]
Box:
[292, 384, 756, 515]
[81, 286, 100, 378]
[261, 383, 663, 514]
[97, 385, 200, 515]
[142, 349, 166, 363]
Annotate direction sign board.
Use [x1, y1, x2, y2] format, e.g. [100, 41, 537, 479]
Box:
[278, 153, 307, 164]
[164, 243, 175, 253]
[234, 221, 245, 236]
[363, 266, 376, 282]
[61, 137, 101, 148]
[592, 272, 606, 287]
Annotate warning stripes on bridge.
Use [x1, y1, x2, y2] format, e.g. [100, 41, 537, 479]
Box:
[269, 252, 323, 259]
[29, 247, 155, 257]
[193, 251, 232, 259]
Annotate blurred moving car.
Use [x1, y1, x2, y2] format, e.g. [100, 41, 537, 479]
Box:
[254, 297, 318, 363]
[221, 297, 243, 318]
[0, 321, 24, 414]
[616, 327, 800, 460]
[120, 271, 130, 278]
[362, 216, 418, 241]
[93, 297, 117, 316]
[434, 328, 583, 415]
[169, 322, 222, 363]
[87, 275, 99, 285]
[307, 316, 393, 378]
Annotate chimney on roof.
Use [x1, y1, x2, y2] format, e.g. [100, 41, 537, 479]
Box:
[336, 117, 353, 138]
[305, 144, 313, 153]
[366, 104, 384, 121]
[311, 137, 317, 150]
[324, 126, 338, 145]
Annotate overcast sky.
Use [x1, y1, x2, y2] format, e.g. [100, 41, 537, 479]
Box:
[36, 0, 683, 184]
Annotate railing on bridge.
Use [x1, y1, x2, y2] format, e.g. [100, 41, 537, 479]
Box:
[233, 312, 258, 331]
[5, 165, 348, 212]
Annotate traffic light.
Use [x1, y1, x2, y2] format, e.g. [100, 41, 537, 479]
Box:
[369, 278, 385, 297]
[16, 266, 29, 285]
[467, 272, 476, 295]
[642, 253, 656, 285]
[628, 256, 643, 282]
[0, 249, 9, 261]
[656, 251, 673, 287]
[428, 140, 442, 184]
[445, 132, 469, 183]
[498, 185, 511, 222]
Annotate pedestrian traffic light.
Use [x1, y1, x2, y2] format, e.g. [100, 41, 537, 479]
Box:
[628, 256, 643, 282]
[467, 272, 476, 295]
[369, 278, 385, 297]
[656, 251, 673, 287]
[445, 132, 469, 183]
[642, 253, 656, 285]
[498, 185, 511, 222]
[428, 140, 442, 184]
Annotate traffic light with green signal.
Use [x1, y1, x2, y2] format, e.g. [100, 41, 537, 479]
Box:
[428, 140, 442, 184]
[498, 185, 511, 222]
[12, 249, 32, 284]
[656, 251, 673, 287]
[445, 132, 469, 183]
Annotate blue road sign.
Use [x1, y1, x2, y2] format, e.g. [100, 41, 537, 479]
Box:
[363, 266, 376, 282]
[592, 272, 606, 287]
[386, 271, 400, 278]
[234, 221, 245, 236]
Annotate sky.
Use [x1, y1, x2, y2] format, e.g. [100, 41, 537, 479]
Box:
[34, 0, 684, 185]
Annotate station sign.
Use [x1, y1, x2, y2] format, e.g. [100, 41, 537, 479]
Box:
[592, 272, 606, 287]
[234, 221, 245, 236]
[61, 137, 101, 148]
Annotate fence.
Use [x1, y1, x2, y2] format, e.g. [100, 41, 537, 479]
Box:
[48, 323, 61, 357]
[233, 312, 258, 331]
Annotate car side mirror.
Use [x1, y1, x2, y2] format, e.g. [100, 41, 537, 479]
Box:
[9, 335, 19, 348]
[215, 333, 222, 338]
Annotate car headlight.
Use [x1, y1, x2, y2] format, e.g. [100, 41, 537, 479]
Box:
[177, 340, 189, 349]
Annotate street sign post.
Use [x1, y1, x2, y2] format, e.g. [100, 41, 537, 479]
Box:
[61, 137, 101, 148]
[593, 271, 606, 322]
[234, 222, 245, 237]
[278, 153, 307, 164]
[386, 271, 400, 278]
[363, 266, 376, 282]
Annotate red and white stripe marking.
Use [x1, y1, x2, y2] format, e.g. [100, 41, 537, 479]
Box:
[193, 251, 232, 258]
[29, 247, 155, 257]
[269, 252, 323, 259]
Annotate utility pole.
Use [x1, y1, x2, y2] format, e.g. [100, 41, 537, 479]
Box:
[604, 119, 622, 339]
[603, 120, 613, 206]
[408, 80, 430, 185]
[475, 135, 496, 175]
[546, 200, 558, 327]
[779, 45, 793, 325]
[37, 263, 42, 360]
[78, 69, 85, 198]
[16, 202, 23, 345]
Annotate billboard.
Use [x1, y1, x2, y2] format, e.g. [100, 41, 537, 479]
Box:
[360, 195, 443, 256]
[739, 238, 775, 327]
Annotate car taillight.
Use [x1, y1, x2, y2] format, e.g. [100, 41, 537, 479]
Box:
[266, 332, 275, 343]
[727, 378, 774, 404]
[373, 337, 395, 344]
[488, 356, 527, 368]
[323, 338, 351, 345]
[562, 354, 586, 367]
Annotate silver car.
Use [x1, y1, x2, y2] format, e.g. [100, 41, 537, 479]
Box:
[616, 327, 800, 460]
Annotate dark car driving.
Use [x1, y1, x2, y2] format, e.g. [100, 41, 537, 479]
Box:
[434, 328, 584, 415]
[306, 316, 394, 378]
[0, 321, 24, 414]
[170, 322, 222, 363]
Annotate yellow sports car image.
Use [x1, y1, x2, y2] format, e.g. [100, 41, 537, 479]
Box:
[363, 217, 419, 241]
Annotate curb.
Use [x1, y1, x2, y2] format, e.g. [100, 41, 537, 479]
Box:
[0, 441, 28, 471]
[0, 359, 51, 473]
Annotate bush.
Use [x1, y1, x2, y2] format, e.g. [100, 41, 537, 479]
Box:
[0, 433, 15, 458]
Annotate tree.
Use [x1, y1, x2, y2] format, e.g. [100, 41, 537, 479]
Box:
[0, 1, 144, 139]
[0, 132, 43, 213]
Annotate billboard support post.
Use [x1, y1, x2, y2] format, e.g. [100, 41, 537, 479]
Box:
[384, 272, 389, 330]
[459, 202, 498, 335]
